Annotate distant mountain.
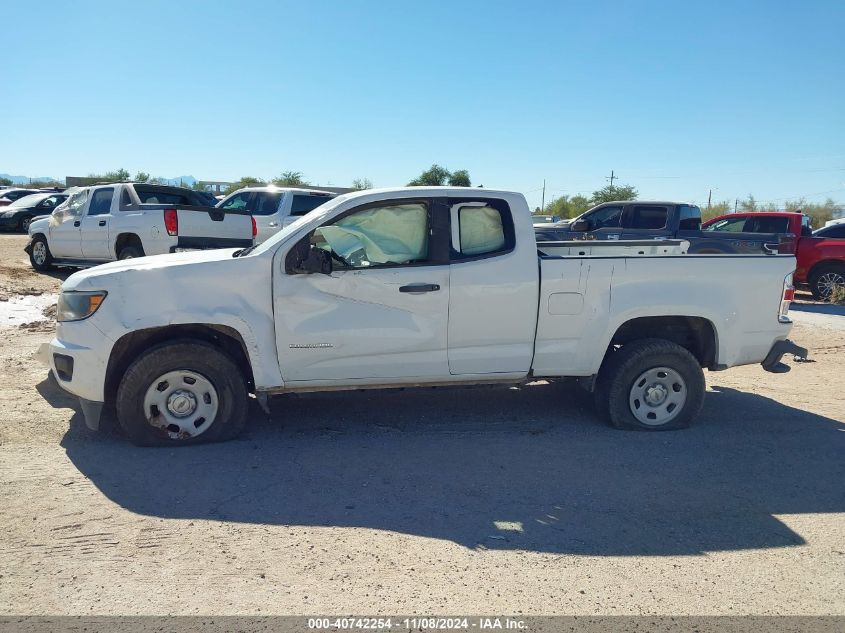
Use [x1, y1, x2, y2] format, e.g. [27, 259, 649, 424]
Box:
[0, 173, 62, 185]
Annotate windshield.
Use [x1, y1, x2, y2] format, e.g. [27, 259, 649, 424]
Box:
[5, 194, 47, 208]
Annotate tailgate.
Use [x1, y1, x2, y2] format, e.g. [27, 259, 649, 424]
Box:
[173, 206, 253, 249]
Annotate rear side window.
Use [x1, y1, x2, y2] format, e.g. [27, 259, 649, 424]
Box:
[88, 188, 114, 216]
[678, 205, 701, 230]
[451, 199, 515, 259]
[626, 205, 668, 230]
[291, 194, 333, 216]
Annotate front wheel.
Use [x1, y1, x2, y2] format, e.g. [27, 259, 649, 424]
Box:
[116, 341, 248, 446]
[19, 215, 33, 233]
[117, 245, 143, 260]
[808, 263, 845, 301]
[29, 235, 54, 271]
[594, 339, 705, 431]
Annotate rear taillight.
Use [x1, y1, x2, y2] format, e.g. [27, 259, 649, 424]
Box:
[779, 273, 794, 323]
[251, 216, 257, 238]
[164, 209, 178, 236]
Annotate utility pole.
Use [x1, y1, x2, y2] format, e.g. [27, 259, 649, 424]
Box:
[734, 198, 738, 213]
[708, 189, 712, 208]
[607, 170, 616, 195]
[541, 179, 546, 211]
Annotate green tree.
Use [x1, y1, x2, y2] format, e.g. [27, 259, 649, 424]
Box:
[105, 168, 130, 181]
[224, 176, 266, 195]
[273, 171, 308, 186]
[739, 194, 758, 212]
[701, 200, 731, 222]
[541, 194, 592, 219]
[590, 183, 638, 204]
[408, 164, 451, 186]
[448, 169, 471, 187]
[351, 177, 373, 190]
[134, 171, 150, 182]
[0, 177, 13, 186]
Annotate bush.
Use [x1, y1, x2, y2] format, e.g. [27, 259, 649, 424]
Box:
[829, 285, 845, 305]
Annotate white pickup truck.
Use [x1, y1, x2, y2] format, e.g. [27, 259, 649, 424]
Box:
[216, 185, 336, 244]
[39, 187, 806, 446]
[26, 182, 255, 270]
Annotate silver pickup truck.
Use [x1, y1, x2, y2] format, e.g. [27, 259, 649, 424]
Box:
[26, 183, 255, 271]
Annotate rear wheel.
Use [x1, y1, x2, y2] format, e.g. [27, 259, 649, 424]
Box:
[808, 263, 845, 301]
[116, 341, 248, 446]
[117, 245, 143, 260]
[29, 235, 54, 271]
[594, 339, 705, 431]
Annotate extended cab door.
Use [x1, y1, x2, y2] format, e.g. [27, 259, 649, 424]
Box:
[447, 198, 539, 374]
[80, 187, 115, 260]
[274, 198, 451, 382]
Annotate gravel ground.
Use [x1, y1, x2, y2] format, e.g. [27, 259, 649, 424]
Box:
[0, 233, 842, 616]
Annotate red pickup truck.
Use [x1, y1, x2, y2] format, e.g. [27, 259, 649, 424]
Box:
[703, 212, 845, 300]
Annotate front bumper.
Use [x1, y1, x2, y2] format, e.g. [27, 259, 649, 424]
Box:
[37, 327, 111, 431]
[0, 214, 22, 229]
[761, 339, 808, 373]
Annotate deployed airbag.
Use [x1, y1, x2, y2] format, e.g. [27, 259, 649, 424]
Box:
[459, 205, 505, 255]
[317, 204, 428, 266]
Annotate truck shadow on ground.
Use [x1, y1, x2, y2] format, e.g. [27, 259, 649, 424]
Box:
[46, 377, 845, 556]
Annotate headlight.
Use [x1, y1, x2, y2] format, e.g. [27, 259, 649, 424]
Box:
[2, 211, 16, 218]
[57, 291, 107, 322]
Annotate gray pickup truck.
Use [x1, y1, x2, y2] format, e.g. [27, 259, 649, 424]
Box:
[534, 201, 787, 254]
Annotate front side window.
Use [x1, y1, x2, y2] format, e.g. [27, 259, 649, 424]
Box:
[313, 202, 429, 268]
[219, 192, 251, 211]
[64, 189, 88, 217]
[585, 205, 623, 229]
[704, 217, 746, 232]
[88, 188, 114, 216]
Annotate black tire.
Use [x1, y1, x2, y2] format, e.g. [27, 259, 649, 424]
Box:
[28, 234, 54, 271]
[116, 341, 248, 446]
[808, 263, 845, 301]
[594, 339, 705, 431]
[18, 215, 34, 233]
[117, 245, 143, 260]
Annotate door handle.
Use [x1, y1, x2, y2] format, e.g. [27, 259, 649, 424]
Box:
[268, 222, 279, 227]
[98, 220, 106, 226]
[399, 283, 440, 293]
[73, 221, 80, 227]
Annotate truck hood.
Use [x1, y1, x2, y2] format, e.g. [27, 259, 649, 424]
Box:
[62, 248, 241, 292]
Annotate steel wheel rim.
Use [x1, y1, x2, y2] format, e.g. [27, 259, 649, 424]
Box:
[21, 217, 31, 231]
[33, 241, 47, 265]
[628, 366, 687, 426]
[817, 272, 844, 298]
[142, 369, 219, 440]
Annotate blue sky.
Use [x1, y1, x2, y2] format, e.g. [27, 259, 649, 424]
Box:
[2, 0, 843, 210]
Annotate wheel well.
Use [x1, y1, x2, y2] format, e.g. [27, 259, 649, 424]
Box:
[105, 324, 255, 402]
[610, 316, 717, 368]
[114, 233, 144, 256]
[807, 259, 845, 280]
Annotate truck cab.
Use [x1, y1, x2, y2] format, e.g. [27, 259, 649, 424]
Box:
[217, 186, 336, 243]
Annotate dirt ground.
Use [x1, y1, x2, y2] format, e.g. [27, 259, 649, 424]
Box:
[0, 233, 842, 616]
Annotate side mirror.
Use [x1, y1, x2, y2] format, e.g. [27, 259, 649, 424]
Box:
[298, 245, 333, 275]
[571, 219, 590, 232]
